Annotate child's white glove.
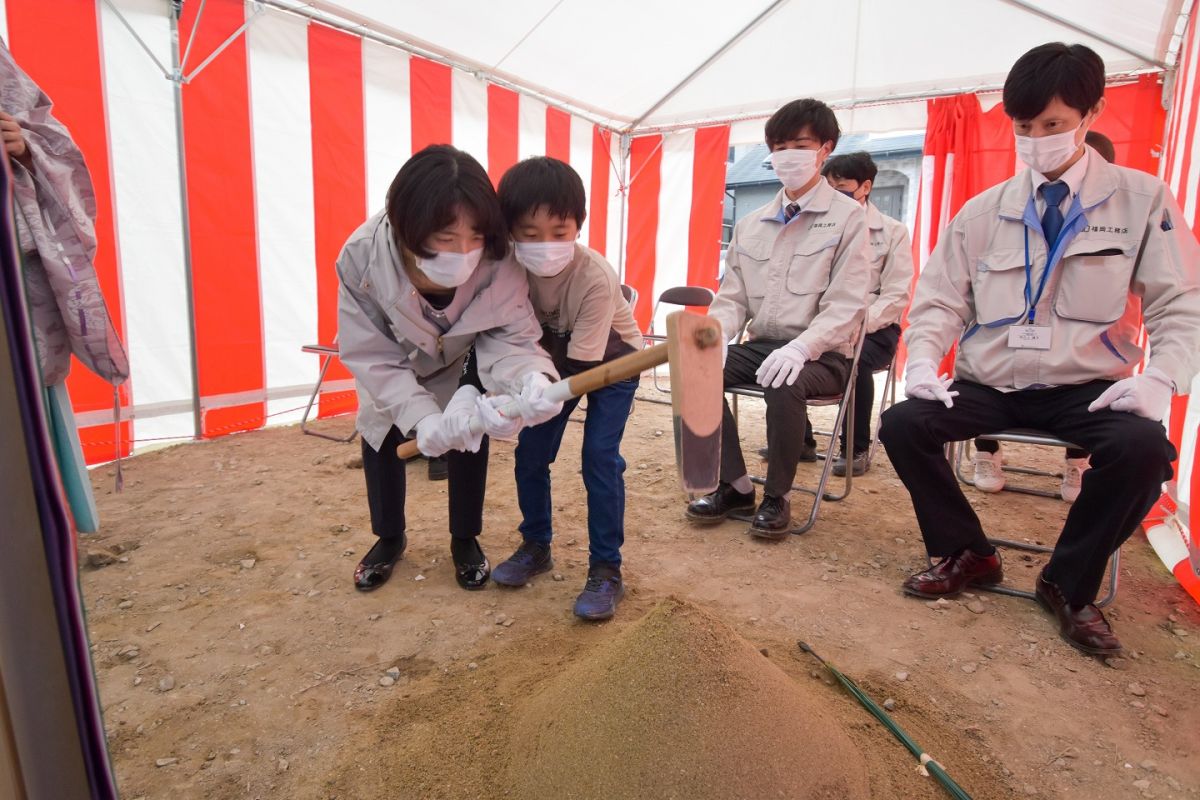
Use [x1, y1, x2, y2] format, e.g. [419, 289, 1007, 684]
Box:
[904, 358, 959, 408]
[512, 373, 563, 427]
[476, 394, 523, 441]
[1087, 367, 1174, 421]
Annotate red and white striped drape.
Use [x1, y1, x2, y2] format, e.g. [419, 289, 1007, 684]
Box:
[0, 0, 731, 461]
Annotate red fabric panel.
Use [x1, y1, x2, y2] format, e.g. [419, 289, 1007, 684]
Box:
[180, 0, 264, 437]
[588, 126, 612, 256]
[410, 57, 452, 152]
[308, 23, 363, 419]
[686, 125, 730, 294]
[487, 84, 519, 187]
[545, 106, 571, 163]
[6, 0, 132, 462]
[1092, 75, 1166, 176]
[625, 135, 663, 330]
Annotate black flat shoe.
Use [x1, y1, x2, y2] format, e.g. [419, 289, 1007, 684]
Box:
[354, 535, 407, 591]
[451, 538, 490, 590]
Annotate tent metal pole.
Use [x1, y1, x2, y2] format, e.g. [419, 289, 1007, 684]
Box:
[617, 133, 630, 281]
[624, 0, 789, 132]
[169, 4, 203, 441]
[997, 0, 1169, 69]
[183, 3, 264, 83]
[99, 0, 172, 78]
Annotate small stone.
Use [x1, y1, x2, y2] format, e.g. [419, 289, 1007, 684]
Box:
[468, 662, 478, 670]
[385, 667, 401, 680]
[982, 648, 999, 659]
[306, 590, 321, 598]
[431, 619, 444, 627]
[145, 622, 161, 633]
[1174, 650, 1188, 660]
[368, 614, 381, 621]
[330, 524, 350, 533]
[966, 601, 986, 614]
[759, 648, 769, 657]
[157, 676, 175, 692]
[133, 676, 143, 686]
[961, 663, 977, 674]
[118, 600, 134, 610]
[1150, 705, 1169, 717]
[85, 550, 117, 569]
[895, 671, 909, 682]
[494, 613, 508, 625]
[1020, 633, 1039, 644]
[1171, 627, 1188, 637]
[654, 430, 663, 437]
[155, 758, 178, 767]
[414, 575, 426, 582]
[1127, 682, 1147, 697]
[502, 619, 514, 628]
[1133, 779, 1151, 790]
[342, 549, 355, 557]
[240, 559, 256, 570]
[378, 676, 395, 687]
[882, 698, 896, 711]
[117, 646, 140, 661]
[1130, 700, 1146, 709]
[552, 573, 564, 581]
[1105, 657, 1130, 670]
[565, 539, 578, 546]
[277, 758, 289, 773]
[257, 645, 275, 657]
[311, 455, 329, 465]
[345, 455, 363, 470]
[1140, 760, 1157, 772]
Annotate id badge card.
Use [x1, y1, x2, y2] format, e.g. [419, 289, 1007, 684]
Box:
[1007, 325, 1051, 350]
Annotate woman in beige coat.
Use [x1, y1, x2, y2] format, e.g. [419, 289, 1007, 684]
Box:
[336, 145, 561, 591]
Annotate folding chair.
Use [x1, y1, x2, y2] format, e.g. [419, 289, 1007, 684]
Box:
[725, 319, 868, 535]
[946, 429, 1119, 607]
[300, 339, 358, 443]
[808, 357, 897, 468]
[620, 283, 637, 309]
[643, 286, 716, 403]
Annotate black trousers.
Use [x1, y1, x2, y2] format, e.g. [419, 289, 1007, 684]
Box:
[359, 351, 489, 541]
[803, 323, 899, 455]
[721, 341, 850, 497]
[879, 380, 1176, 605]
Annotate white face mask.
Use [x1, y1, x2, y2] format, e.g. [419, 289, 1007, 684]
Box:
[514, 241, 576, 278]
[1015, 126, 1083, 174]
[415, 247, 482, 288]
[770, 148, 820, 191]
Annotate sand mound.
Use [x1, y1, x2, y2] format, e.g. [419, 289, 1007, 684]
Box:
[504, 598, 871, 800]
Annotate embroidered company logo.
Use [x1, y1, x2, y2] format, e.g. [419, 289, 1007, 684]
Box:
[1082, 224, 1129, 234]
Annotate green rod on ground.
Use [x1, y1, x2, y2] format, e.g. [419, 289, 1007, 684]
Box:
[798, 641, 974, 800]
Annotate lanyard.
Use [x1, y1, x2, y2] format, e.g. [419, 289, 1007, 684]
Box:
[1022, 226, 1059, 325]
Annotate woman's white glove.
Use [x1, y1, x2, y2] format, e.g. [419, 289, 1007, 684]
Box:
[414, 413, 452, 457]
[904, 358, 959, 408]
[1087, 367, 1174, 421]
[476, 394, 523, 441]
[440, 385, 485, 453]
[512, 373, 564, 427]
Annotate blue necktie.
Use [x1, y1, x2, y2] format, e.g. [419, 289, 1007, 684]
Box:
[1040, 181, 1070, 250]
[783, 202, 800, 223]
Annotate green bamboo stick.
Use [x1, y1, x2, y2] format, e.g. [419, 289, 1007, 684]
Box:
[798, 641, 974, 800]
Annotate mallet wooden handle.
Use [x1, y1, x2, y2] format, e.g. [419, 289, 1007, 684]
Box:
[395, 343, 671, 460]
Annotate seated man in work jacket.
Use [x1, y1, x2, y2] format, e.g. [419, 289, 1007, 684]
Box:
[880, 42, 1200, 656]
[686, 98, 870, 540]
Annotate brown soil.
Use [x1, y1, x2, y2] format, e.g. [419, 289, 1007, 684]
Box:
[80, 387, 1200, 800]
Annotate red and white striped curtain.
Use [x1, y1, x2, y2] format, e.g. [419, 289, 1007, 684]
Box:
[1149, 10, 1200, 604]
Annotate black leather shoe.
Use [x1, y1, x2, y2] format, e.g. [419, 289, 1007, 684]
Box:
[749, 494, 791, 540]
[902, 548, 1003, 598]
[686, 483, 756, 524]
[757, 443, 817, 462]
[427, 456, 448, 481]
[1036, 570, 1122, 656]
[451, 538, 490, 590]
[354, 534, 407, 591]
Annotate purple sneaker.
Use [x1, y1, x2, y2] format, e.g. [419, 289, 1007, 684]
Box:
[573, 565, 624, 620]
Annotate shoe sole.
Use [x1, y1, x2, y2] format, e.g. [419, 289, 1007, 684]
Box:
[686, 505, 757, 525]
[1034, 593, 1123, 656]
[749, 524, 792, 541]
[574, 585, 625, 621]
[901, 568, 1005, 599]
[491, 560, 554, 587]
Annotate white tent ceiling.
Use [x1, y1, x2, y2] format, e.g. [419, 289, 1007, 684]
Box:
[270, 0, 1191, 132]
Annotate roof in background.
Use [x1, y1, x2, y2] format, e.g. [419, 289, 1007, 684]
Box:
[726, 132, 926, 186]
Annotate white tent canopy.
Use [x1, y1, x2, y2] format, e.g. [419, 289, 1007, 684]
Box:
[271, 0, 1189, 133]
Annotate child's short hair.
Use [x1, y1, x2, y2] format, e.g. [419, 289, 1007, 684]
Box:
[498, 157, 588, 228]
[764, 98, 840, 150]
[386, 144, 508, 261]
[822, 151, 878, 185]
[1003, 43, 1105, 121]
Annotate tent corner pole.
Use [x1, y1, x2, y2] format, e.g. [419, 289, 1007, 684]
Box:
[617, 132, 631, 283]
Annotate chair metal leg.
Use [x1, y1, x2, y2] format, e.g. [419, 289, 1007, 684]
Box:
[867, 361, 897, 467]
[301, 356, 358, 443]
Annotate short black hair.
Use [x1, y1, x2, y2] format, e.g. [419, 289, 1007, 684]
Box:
[386, 144, 508, 261]
[822, 151, 878, 185]
[1085, 130, 1116, 163]
[764, 98, 840, 149]
[1003, 43, 1105, 120]
[497, 156, 588, 229]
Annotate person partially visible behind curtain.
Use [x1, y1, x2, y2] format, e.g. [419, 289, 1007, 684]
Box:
[1, 36, 128, 533]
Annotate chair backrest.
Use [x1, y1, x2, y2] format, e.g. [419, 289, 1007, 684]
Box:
[620, 283, 638, 309]
[656, 285, 715, 308]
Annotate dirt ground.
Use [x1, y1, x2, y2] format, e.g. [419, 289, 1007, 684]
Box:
[80, 385, 1200, 800]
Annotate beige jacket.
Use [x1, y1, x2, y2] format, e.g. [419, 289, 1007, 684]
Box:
[905, 154, 1200, 390]
[336, 212, 557, 450]
[864, 202, 915, 333]
[710, 181, 871, 358]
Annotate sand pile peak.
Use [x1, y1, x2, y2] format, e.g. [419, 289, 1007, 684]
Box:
[505, 598, 870, 800]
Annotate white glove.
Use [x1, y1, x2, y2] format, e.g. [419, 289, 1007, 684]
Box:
[415, 413, 452, 457]
[756, 339, 812, 389]
[440, 385, 485, 453]
[1087, 367, 1174, 421]
[904, 358, 959, 408]
[512, 373, 564, 427]
[475, 394, 523, 441]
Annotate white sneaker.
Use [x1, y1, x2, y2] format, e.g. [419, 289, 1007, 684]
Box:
[1061, 456, 1090, 503]
[973, 449, 1006, 492]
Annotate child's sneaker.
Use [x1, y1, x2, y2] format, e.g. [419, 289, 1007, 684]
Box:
[1060, 456, 1090, 504]
[572, 565, 624, 620]
[973, 448, 1006, 492]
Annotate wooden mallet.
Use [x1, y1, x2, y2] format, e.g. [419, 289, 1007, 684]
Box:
[396, 310, 724, 494]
